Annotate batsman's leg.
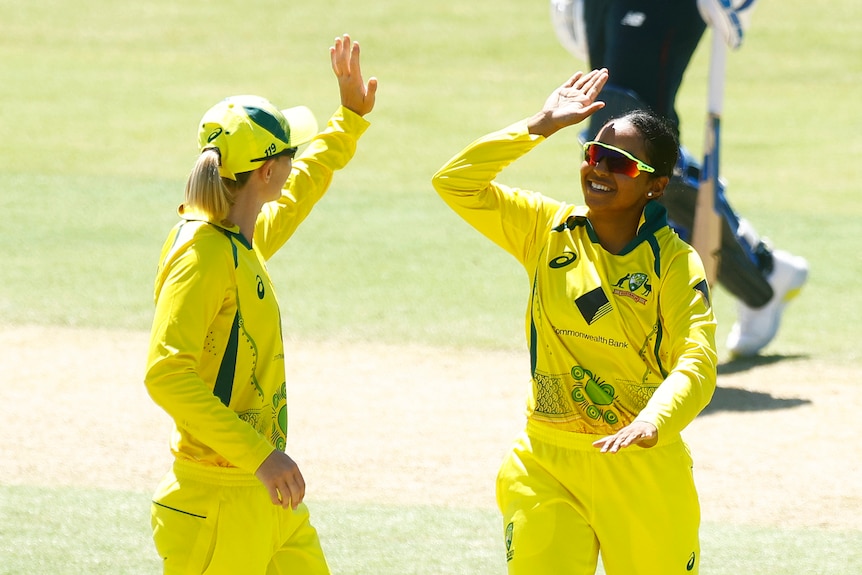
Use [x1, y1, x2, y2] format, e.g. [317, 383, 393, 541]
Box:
[662, 148, 775, 308]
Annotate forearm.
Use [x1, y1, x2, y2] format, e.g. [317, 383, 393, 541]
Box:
[145, 343, 275, 473]
[526, 110, 567, 138]
[295, 105, 371, 178]
[636, 253, 718, 435]
[431, 119, 542, 202]
[256, 106, 371, 256]
[635, 361, 716, 436]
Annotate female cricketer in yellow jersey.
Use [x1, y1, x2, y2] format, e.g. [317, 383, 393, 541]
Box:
[144, 35, 376, 575]
[432, 68, 716, 575]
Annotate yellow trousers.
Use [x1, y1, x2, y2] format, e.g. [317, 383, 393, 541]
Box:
[496, 420, 701, 575]
[150, 460, 329, 575]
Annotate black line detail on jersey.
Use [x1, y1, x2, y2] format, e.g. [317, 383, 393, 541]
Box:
[694, 279, 711, 307]
[170, 221, 189, 256]
[552, 215, 588, 232]
[529, 274, 540, 377]
[549, 251, 577, 269]
[647, 235, 662, 276]
[575, 287, 613, 324]
[654, 296, 669, 379]
[687, 551, 696, 571]
[152, 501, 207, 519]
[256, 275, 265, 299]
[214, 311, 240, 406]
[219, 228, 242, 267]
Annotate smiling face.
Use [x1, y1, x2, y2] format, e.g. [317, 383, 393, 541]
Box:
[579, 118, 665, 217]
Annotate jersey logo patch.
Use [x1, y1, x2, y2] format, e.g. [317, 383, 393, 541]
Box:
[612, 272, 652, 305]
[256, 275, 265, 299]
[575, 287, 613, 324]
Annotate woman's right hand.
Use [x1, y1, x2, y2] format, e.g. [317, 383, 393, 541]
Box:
[255, 450, 306, 509]
[331, 33, 378, 117]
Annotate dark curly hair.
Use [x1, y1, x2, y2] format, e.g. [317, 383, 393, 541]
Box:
[609, 110, 679, 179]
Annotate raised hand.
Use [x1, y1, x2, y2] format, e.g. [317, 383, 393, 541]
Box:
[528, 68, 609, 138]
[330, 34, 378, 117]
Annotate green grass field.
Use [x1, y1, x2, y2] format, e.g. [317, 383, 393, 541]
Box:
[3, 0, 861, 358]
[2, 0, 861, 573]
[2, 486, 860, 574]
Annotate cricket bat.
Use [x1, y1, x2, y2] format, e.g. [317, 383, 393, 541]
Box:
[691, 29, 727, 286]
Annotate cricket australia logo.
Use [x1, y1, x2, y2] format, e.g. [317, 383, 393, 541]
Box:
[612, 272, 652, 305]
[570, 366, 620, 425]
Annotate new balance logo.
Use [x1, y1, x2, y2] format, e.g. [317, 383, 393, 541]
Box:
[621, 11, 646, 27]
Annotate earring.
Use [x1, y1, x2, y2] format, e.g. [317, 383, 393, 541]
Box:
[647, 192, 654, 197]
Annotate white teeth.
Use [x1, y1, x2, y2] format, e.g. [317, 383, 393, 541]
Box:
[591, 182, 612, 192]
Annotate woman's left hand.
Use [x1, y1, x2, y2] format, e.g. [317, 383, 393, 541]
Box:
[331, 34, 378, 117]
[527, 68, 608, 138]
[592, 421, 658, 453]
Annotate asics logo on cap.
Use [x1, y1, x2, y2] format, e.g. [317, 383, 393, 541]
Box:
[207, 127, 223, 143]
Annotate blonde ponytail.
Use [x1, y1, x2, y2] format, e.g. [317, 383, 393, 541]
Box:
[183, 148, 240, 222]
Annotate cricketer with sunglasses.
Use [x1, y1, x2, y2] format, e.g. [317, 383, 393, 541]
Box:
[432, 69, 715, 574]
[552, 0, 808, 357]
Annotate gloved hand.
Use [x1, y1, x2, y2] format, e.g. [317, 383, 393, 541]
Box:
[550, 0, 588, 62]
[697, 0, 759, 50]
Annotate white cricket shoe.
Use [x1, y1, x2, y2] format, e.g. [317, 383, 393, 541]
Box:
[726, 249, 809, 357]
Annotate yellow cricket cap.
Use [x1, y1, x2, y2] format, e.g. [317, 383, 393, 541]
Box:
[198, 95, 319, 180]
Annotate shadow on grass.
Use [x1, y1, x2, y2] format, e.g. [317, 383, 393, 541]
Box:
[718, 353, 809, 376]
[703, 354, 812, 415]
[702, 387, 810, 415]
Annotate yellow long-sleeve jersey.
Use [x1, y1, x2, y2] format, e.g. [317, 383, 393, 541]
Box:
[145, 106, 370, 473]
[431, 120, 716, 437]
